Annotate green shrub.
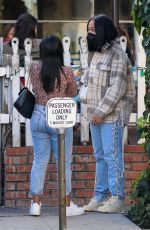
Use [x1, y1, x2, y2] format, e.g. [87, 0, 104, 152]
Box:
[128, 1, 150, 228]
[128, 169, 150, 228]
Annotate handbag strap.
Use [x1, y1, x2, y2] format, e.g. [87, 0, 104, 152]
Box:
[25, 63, 32, 89]
[26, 75, 30, 88]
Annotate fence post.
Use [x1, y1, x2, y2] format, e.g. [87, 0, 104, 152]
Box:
[62, 36, 71, 66]
[134, 30, 146, 118]
[79, 37, 89, 144]
[24, 38, 33, 146]
[11, 37, 21, 147]
[0, 37, 3, 66]
[0, 36, 3, 205]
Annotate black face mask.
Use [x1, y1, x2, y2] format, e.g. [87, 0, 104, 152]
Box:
[86, 33, 98, 52]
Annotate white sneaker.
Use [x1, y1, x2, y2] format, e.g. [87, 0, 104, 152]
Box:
[66, 201, 85, 216]
[29, 201, 41, 216]
[83, 197, 107, 211]
[97, 196, 124, 213]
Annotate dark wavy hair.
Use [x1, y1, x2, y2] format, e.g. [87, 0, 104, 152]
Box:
[13, 13, 37, 49]
[3, 24, 14, 41]
[87, 14, 118, 51]
[40, 35, 64, 94]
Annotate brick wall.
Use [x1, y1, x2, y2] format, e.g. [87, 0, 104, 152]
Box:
[4, 145, 149, 207]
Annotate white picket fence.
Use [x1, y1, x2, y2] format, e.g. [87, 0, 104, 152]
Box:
[0, 33, 146, 147]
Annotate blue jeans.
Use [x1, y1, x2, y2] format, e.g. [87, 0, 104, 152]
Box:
[30, 104, 72, 196]
[90, 121, 125, 201]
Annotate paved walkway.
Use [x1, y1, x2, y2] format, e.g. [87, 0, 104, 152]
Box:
[0, 207, 142, 230]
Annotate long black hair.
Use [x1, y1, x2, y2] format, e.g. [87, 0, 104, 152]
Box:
[13, 13, 37, 49]
[40, 35, 64, 94]
[87, 14, 118, 51]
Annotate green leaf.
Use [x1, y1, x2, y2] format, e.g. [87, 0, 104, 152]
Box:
[146, 204, 150, 212]
[145, 142, 150, 157]
[131, 2, 150, 227]
[143, 36, 150, 47]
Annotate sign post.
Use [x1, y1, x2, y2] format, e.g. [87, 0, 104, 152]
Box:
[58, 127, 66, 230]
[46, 97, 77, 230]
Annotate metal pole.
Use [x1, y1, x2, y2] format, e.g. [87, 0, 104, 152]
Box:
[58, 128, 67, 230]
[113, 0, 119, 26]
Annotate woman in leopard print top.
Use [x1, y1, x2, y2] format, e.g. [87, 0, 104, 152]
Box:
[29, 35, 84, 217]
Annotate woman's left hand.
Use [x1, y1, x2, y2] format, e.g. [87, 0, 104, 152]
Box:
[91, 114, 103, 125]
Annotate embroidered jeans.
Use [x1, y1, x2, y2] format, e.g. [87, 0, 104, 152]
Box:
[90, 121, 125, 201]
[30, 104, 72, 196]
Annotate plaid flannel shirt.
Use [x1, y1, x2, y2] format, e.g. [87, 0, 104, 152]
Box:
[84, 43, 135, 125]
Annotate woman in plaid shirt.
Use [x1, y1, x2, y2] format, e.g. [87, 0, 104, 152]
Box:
[83, 15, 135, 213]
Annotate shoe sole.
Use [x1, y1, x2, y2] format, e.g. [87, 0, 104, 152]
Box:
[83, 208, 98, 212]
[29, 212, 41, 216]
[29, 214, 40, 216]
[83, 203, 106, 212]
[97, 206, 124, 213]
[67, 211, 85, 217]
[97, 209, 123, 213]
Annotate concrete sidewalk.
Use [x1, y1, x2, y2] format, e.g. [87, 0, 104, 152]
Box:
[0, 207, 142, 230]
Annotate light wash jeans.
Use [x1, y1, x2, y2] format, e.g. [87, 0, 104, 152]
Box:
[90, 120, 125, 201]
[30, 104, 72, 196]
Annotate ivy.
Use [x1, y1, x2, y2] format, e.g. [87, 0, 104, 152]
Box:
[128, 169, 150, 228]
[128, 1, 150, 229]
[144, 93, 150, 109]
[132, 0, 150, 157]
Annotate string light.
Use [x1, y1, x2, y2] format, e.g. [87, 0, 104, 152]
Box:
[131, 66, 146, 77]
[140, 69, 145, 77]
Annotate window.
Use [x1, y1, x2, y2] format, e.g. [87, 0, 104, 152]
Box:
[0, 0, 91, 50]
[95, 0, 113, 19]
[0, 0, 133, 50]
[119, 0, 133, 20]
[95, 0, 133, 20]
[3, 0, 28, 20]
[37, 0, 94, 20]
[1, 0, 94, 20]
[38, 22, 87, 53]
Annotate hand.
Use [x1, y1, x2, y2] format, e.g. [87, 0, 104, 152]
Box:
[91, 114, 103, 125]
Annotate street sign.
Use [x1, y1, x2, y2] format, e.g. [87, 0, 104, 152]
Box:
[46, 97, 77, 129]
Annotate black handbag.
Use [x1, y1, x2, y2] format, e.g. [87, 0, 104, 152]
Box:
[14, 87, 35, 119]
